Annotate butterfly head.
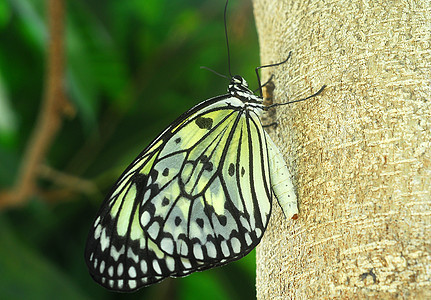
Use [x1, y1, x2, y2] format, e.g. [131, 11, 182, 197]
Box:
[232, 75, 248, 87]
[228, 75, 259, 102]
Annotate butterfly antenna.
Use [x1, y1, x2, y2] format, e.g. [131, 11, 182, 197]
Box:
[224, 0, 232, 78]
[200, 66, 229, 79]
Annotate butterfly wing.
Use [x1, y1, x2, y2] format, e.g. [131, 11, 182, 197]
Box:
[85, 95, 273, 291]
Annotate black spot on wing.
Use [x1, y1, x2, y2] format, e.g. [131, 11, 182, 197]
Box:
[228, 163, 235, 177]
[218, 215, 227, 226]
[162, 168, 169, 176]
[203, 162, 213, 172]
[195, 116, 213, 130]
[200, 154, 214, 172]
[132, 173, 148, 188]
[196, 218, 204, 228]
[162, 197, 170, 206]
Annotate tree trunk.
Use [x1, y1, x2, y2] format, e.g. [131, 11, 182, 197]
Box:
[253, 0, 431, 298]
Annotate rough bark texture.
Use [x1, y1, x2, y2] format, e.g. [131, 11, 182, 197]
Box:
[253, 0, 430, 299]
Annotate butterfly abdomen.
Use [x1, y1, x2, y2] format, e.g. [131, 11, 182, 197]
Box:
[265, 132, 299, 219]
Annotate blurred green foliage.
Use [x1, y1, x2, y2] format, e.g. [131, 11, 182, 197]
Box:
[0, 0, 260, 299]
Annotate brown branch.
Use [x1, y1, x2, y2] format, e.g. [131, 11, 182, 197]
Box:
[0, 0, 73, 209]
[38, 164, 99, 197]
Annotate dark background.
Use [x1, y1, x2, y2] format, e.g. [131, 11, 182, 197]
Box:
[0, 0, 261, 299]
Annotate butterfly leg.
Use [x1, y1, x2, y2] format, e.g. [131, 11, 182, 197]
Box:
[262, 122, 278, 129]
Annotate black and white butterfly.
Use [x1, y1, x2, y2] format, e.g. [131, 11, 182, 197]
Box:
[84, 0, 324, 292]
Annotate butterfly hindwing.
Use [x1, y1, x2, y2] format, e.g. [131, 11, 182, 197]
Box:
[85, 170, 167, 291]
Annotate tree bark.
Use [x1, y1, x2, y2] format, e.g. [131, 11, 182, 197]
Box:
[253, 0, 431, 298]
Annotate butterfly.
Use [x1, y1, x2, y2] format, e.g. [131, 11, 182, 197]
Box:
[84, 1, 325, 293]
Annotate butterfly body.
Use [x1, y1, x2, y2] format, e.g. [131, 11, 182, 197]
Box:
[85, 75, 298, 292]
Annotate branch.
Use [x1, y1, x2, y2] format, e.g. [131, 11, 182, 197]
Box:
[0, 0, 73, 209]
[38, 165, 99, 199]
